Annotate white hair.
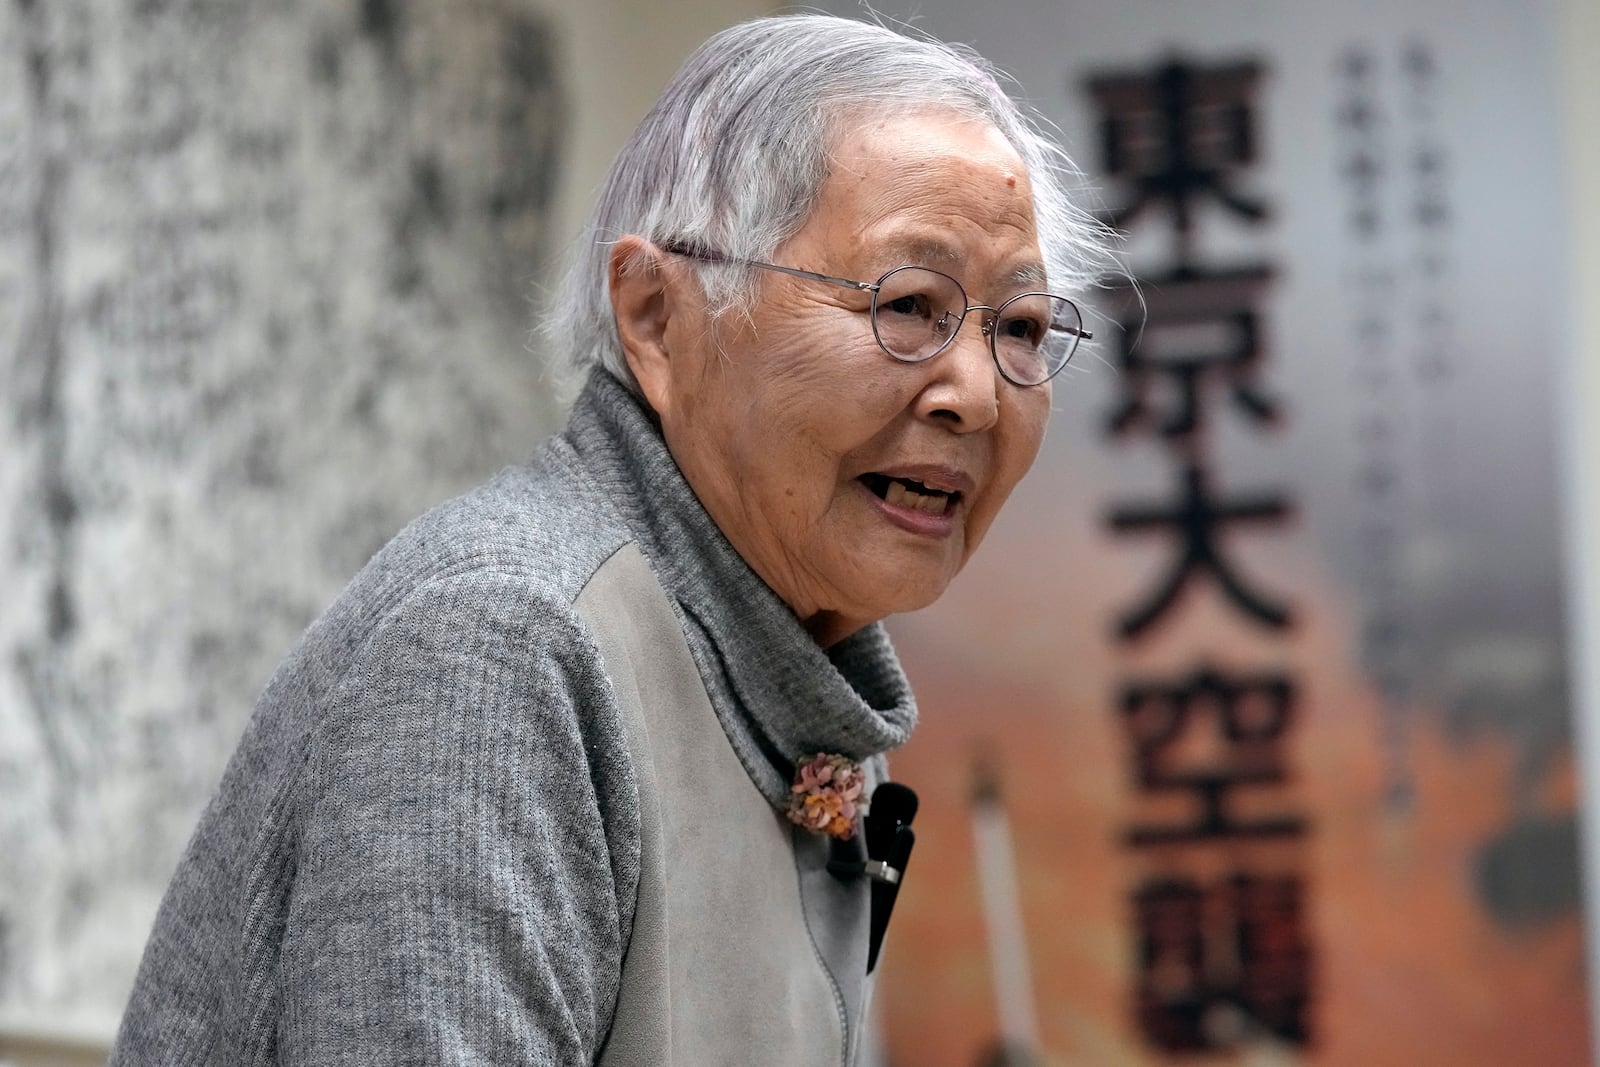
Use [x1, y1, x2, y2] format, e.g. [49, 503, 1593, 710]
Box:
[545, 13, 1112, 396]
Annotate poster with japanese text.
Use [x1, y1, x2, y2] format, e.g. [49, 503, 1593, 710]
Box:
[815, 1, 1591, 1063]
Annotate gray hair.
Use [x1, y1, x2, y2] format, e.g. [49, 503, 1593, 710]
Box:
[546, 13, 1111, 395]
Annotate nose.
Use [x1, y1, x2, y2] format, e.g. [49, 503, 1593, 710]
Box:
[912, 309, 1000, 433]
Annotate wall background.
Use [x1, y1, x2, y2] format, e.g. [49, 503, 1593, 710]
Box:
[0, 0, 565, 1038]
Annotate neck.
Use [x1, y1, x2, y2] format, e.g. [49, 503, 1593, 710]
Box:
[800, 609, 867, 649]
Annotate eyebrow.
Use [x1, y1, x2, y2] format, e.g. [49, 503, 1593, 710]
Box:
[880, 235, 962, 266]
[876, 235, 1050, 290]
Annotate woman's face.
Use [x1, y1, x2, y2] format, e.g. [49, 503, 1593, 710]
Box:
[643, 113, 1053, 645]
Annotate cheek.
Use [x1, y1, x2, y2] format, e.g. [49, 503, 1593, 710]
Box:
[999, 392, 1051, 480]
[718, 309, 850, 415]
[754, 333, 901, 463]
[970, 394, 1050, 539]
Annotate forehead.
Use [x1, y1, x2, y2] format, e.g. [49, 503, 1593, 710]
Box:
[804, 112, 1041, 273]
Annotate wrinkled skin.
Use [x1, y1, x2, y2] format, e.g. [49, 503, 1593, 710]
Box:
[611, 112, 1052, 647]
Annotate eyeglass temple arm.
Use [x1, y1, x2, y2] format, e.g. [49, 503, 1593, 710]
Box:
[752, 261, 877, 293]
[661, 241, 877, 294]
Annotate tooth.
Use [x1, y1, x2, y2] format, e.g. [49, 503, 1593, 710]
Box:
[879, 478, 955, 515]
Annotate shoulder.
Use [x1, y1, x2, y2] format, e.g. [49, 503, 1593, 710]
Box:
[308, 453, 643, 788]
[275, 446, 649, 870]
[291, 442, 632, 684]
[369, 443, 631, 612]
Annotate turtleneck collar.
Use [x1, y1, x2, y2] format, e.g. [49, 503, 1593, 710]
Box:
[562, 370, 918, 808]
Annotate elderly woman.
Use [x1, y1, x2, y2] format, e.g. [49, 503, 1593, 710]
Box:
[110, 13, 1102, 1066]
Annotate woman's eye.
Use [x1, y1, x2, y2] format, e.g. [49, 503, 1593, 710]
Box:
[999, 315, 1044, 345]
[883, 293, 931, 318]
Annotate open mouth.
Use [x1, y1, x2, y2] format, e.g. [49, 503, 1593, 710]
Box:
[860, 473, 960, 516]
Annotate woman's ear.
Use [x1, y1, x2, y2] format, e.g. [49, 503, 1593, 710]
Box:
[609, 235, 677, 419]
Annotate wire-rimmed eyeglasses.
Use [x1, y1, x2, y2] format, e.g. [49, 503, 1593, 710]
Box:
[662, 242, 1091, 387]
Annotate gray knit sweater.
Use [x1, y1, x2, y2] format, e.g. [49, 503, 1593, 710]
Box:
[110, 371, 918, 1065]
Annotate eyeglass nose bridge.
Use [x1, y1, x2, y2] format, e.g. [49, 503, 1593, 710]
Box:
[933, 302, 1004, 351]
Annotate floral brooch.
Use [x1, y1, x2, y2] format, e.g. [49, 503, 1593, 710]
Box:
[787, 753, 868, 840]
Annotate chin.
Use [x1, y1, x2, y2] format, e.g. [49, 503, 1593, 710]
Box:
[877, 574, 956, 618]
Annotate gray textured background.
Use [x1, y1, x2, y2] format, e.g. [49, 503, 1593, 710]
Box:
[1, 0, 565, 1023]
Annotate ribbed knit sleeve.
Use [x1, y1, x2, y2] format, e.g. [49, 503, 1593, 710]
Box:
[276, 569, 641, 1065]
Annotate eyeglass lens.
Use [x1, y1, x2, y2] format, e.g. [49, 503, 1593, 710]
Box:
[869, 266, 1082, 386]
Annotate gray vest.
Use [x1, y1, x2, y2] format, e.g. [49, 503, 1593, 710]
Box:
[578, 544, 875, 1066]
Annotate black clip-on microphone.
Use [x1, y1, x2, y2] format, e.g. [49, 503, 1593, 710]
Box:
[827, 782, 918, 973]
